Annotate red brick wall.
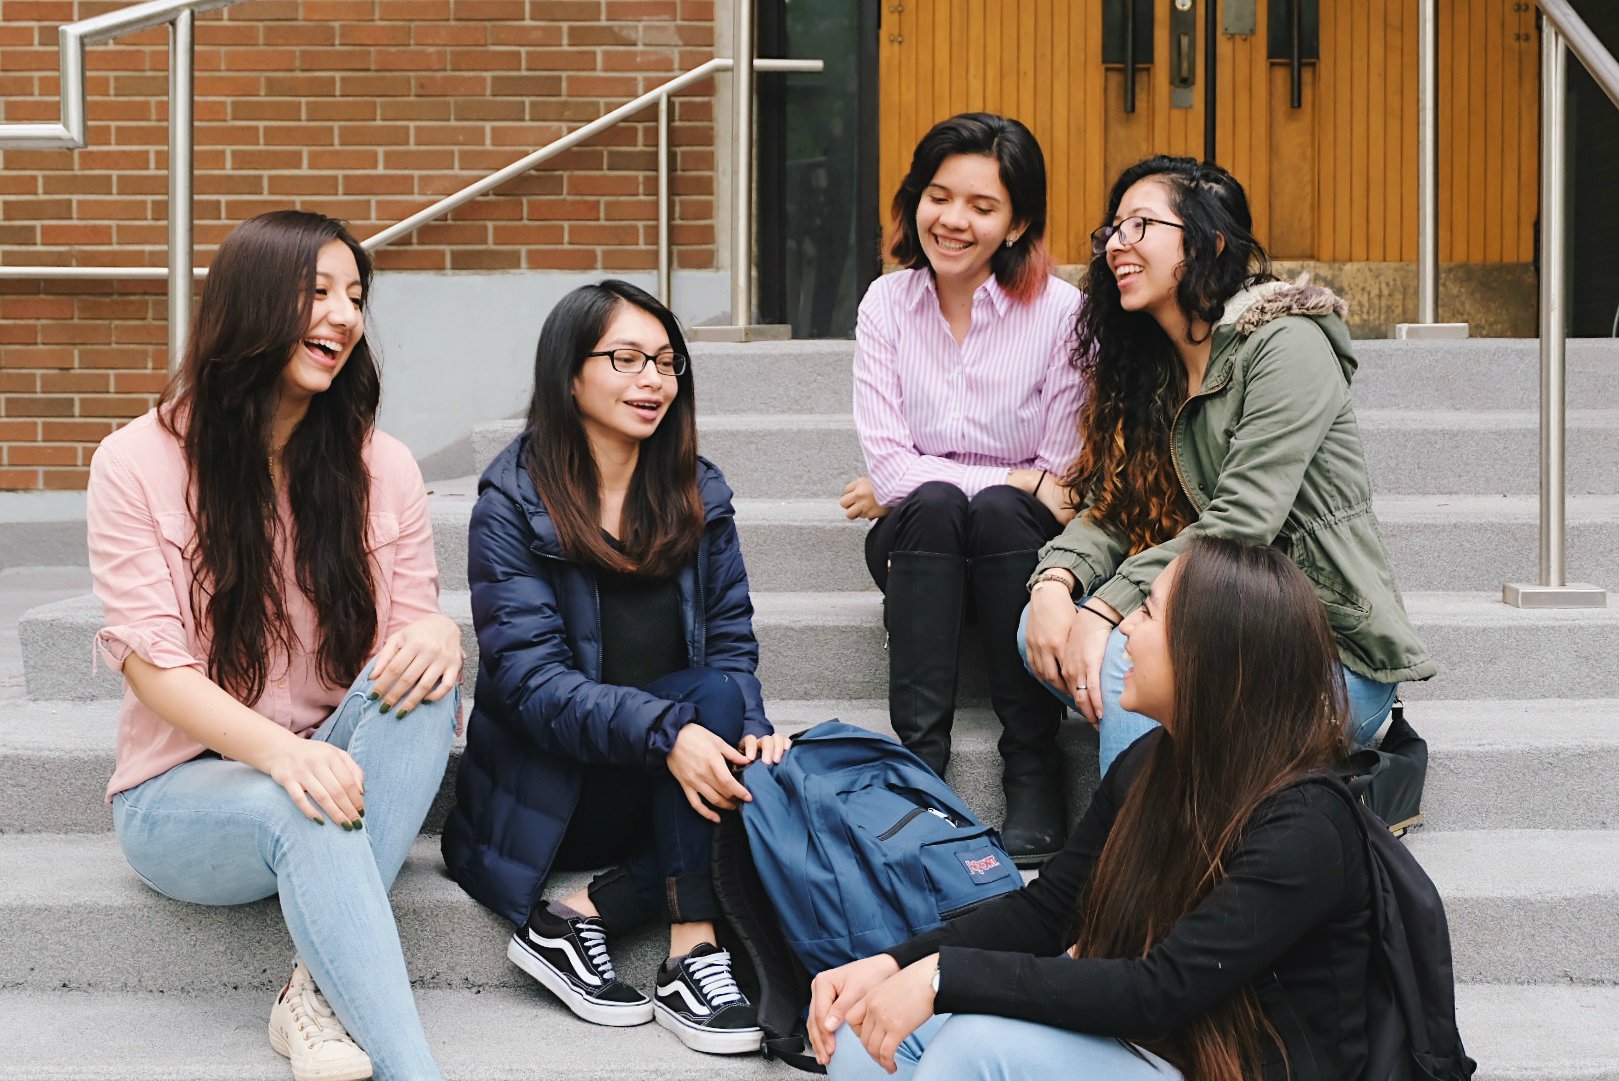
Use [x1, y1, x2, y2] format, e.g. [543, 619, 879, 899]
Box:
[0, 0, 719, 489]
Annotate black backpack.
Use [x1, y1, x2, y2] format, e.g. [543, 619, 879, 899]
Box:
[711, 809, 822, 1071]
[1314, 774, 1477, 1081]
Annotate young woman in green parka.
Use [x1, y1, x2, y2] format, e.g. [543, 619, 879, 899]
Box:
[1020, 156, 1436, 776]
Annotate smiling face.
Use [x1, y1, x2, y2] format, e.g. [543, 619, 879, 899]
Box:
[1119, 557, 1179, 725]
[571, 301, 679, 453]
[280, 239, 364, 405]
[1106, 177, 1186, 320]
[915, 153, 1021, 291]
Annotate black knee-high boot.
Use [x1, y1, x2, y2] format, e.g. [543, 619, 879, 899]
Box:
[969, 550, 1066, 865]
[884, 550, 966, 778]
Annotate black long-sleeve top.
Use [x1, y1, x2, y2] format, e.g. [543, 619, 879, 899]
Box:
[886, 732, 1372, 1081]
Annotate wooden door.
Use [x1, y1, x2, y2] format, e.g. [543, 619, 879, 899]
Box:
[877, 1, 1539, 266]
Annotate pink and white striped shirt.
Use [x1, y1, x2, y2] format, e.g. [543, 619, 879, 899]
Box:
[853, 268, 1087, 506]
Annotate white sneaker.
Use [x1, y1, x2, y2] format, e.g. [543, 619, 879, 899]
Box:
[268, 963, 374, 1081]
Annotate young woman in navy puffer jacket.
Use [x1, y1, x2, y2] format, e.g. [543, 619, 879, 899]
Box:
[442, 280, 787, 1057]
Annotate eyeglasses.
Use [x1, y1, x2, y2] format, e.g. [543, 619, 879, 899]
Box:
[1089, 216, 1185, 257]
[583, 348, 689, 377]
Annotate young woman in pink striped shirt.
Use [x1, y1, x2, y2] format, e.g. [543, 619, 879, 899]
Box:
[839, 113, 1086, 865]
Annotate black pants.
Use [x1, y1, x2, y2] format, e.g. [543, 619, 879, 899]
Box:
[865, 481, 1061, 591]
[551, 666, 745, 933]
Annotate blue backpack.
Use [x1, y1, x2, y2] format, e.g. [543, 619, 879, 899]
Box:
[737, 720, 1023, 975]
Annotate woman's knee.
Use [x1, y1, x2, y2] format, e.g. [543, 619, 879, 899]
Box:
[664, 666, 746, 745]
[891, 482, 970, 550]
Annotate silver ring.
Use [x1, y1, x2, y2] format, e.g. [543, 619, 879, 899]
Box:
[1074, 684, 1088, 693]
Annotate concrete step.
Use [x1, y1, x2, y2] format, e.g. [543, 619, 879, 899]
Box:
[3, 827, 1615, 992]
[427, 487, 1619, 595]
[0, 699, 1100, 837]
[1348, 338, 1619, 411]
[11, 697, 1617, 836]
[1405, 828, 1619, 983]
[19, 589, 1619, 703]
[0, 981, 1610, 1080]
[0, 986, 785, 1080]
[472, 410, 1619, 499]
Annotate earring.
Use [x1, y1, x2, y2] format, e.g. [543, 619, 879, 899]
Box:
[1004, 235, 1019, 248]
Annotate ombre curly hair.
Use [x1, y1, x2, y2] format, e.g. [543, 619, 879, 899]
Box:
[1064, 157, 1273, 555]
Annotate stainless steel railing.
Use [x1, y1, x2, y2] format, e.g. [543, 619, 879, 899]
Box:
[0, 0, 821, 361]
[1501, 0, 1616, 609]
[0, 0, 238, 370]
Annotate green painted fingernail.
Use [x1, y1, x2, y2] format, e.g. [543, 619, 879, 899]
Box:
[379, 703, 392, 714]
[353, 819, 364, 831]
[341, 820, 353, 831]
[312, 816, 324, 826]
[358, 808, 365, 818]
[368, 692, 380, 701]
[396, 709, 409, 720]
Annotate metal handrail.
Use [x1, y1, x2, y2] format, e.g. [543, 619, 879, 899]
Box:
[1500, 0, 1611, 609]
[0, 0, 821, 355]
[0, 0, 239, 368]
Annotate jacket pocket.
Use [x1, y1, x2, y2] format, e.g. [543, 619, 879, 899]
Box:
[1297, 550, 1372, 639]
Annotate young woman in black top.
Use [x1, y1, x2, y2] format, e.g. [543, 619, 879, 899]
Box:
[810, 535, 1376, 1081]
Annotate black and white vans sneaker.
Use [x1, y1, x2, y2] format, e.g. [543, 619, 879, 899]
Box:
[507, 905, 653, 1026]
[652, 942, 763, 1054]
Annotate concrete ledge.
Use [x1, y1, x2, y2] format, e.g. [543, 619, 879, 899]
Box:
[472, 410, 1619, 499]
[1, 981, 1604, 1080]
[21, 590, 1619, 703]
[2, 830, 1615, 993]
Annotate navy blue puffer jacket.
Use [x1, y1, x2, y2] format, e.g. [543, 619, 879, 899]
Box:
[441, 435, 771, 925]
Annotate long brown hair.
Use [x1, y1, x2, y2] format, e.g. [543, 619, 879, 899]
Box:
[522, 280, 703, 577]
[1071, 537, 1347, 1080]
[160, 210, 381, 703]
[1065, 158, 1274, 555]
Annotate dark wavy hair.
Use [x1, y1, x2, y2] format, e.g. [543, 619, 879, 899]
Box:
[1071, 537, 1348, 1081]
[522, 280, 703, 578]
[1065, 157, 1274, 555]
[885, 112, 1053, 303]
[160, 209, 381, 703]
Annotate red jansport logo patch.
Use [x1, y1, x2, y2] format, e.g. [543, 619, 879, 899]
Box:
[964, 854, 1001, 877]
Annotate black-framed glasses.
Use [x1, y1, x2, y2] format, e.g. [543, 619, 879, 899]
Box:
[1089, 216, 1185, 256]
[583, 348, 689, 377]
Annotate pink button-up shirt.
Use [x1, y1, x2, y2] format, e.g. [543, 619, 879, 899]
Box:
[88, 409, 442, 800]
[853, 269, 1087, 506]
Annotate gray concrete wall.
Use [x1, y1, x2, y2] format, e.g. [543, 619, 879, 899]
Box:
[367, 269, 729, 478]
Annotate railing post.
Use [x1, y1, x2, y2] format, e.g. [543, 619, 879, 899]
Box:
[657, 93, 672, 307]
[1503, 16, 1605, 609]
[1394, 0, 1468, 339]
[686, 1, 789, 342]
[167, 9, 194, 372]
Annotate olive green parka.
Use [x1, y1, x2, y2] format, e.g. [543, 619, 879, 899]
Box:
[1034, 278, 1436, 684]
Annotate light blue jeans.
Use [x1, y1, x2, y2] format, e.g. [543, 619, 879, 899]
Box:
[1017, 603, 1399, 777]
[829, 1014, 1181, 1080]
[112, 672, 457, 1081]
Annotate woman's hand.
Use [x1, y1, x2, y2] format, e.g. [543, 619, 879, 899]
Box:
[739, 731, 791, 766]
[1062, 602, 1118, 728]
[667, 722, 753, 823]
[845, 954, 939, 1074]
[808, 953, 901, 1066]
[1024, 577, 1079, 690]
[368, 614, 463, 721]
[266, 735, 366, 827]
[1033, 477, 1078, 527]
[840, 477, 890, 521]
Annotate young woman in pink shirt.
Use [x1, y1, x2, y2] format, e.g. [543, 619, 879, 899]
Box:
[840, 114, 1086, 865]
[87, 211, 461, 1081]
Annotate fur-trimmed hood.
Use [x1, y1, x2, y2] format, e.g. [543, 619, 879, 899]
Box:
[1218, 275, 1357, 384]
